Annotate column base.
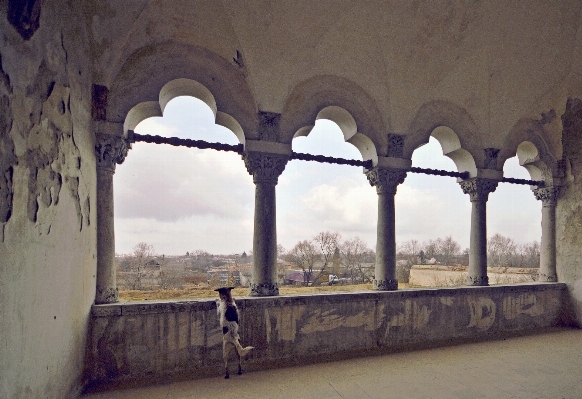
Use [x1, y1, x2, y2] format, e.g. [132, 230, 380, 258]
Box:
[466, 276, 489, 286]
[538, 273, 557, 282]
[373, 279, 398, 291]
[249, 283, 279, 297]
[95, 286, 119, 304]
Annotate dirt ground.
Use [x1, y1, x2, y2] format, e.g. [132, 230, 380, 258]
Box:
[118, 283, 412, 301]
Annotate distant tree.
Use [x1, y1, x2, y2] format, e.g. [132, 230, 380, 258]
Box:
[518, 241, 540, 268]
[424, 239, 439, 261]
[398, 239, 422, 265]
[286, 239, 320, 285]
[277, 244, 286, 259]
[341, 236, 373, 283]
[227, 271, 237, 287]
[313, 231, 342, 285]
[488, 233, 518, 266]
[209, 273, 220, 288]
[439, 236, 461, 265]
[127, 242, 155, 290]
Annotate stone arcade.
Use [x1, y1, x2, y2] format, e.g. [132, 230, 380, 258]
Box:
[1, 1, 582, 397]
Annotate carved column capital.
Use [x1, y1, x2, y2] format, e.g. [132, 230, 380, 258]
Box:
[243, 151, 289, 184]
[459, 178, 498, 202]
[533, 186, 560, 207]
[366, 167, 407, 195]
[95, 133, 130, 172]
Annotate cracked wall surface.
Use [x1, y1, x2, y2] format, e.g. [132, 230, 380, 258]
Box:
[557, 98, 582, 326]
[0, 2, 97, 398]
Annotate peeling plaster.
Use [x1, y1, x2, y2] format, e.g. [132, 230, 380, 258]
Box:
[502, 293, 544, 320]
[467, 296, 496, 330]
[0, 56, 16, 234]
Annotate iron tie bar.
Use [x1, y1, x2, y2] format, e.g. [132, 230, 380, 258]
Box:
[127, 131, 543, 186]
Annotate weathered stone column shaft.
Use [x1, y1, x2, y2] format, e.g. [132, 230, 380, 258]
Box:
[96, 167, 117, 304]
[460, 178, 498, 286]
[376, 192, 396, 283]
[469, 199, 487, 284]
[366, 167, 407, 291]
[252, 181, 278, 285]
[244, 151, 288, 296]
[95, 133, 129, 304]
[534, 187, 559, 282]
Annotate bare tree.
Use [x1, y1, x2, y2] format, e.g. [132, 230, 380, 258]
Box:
[439, 236, 461, 265]
[341, 236, 373, 283]
[125, 242, 155, 290]
[488, 234, 518, 266]
[398, 239, 423, 265]
[313, 231, 342, 285]
[518, 241, 540, 268]
[286, 240, 320, 285]
[286, 232, 342, 285]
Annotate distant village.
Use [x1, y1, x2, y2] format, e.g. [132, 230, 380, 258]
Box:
[116, 233, 541, 291]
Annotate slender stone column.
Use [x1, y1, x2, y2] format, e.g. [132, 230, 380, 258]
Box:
[95, 133, 129, 304]
[459, 178, 498, 286]
[366, 167, 407, 290]
[533, 187, 560, 282]
[244, 151, 288, 296]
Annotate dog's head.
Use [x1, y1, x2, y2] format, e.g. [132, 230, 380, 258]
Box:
[214, 286, 235, 302]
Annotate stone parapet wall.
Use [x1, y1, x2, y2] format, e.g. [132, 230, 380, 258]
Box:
[86, 283, 569, 393]
[409, 265, 539, 287]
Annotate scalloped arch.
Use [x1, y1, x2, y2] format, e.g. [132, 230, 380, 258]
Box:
[106, 41, 257, 138]
[292, 106, 378, 164]
[498, 119, 559, 184]
[405, 100, 483, 168]
[280, 75, 389, 156]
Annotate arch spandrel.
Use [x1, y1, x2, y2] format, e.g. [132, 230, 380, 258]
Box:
[106, 42, 257, 139]
[280, 75, 389, 155]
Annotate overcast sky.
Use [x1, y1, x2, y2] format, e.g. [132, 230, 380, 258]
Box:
[114, 97, 541, 256]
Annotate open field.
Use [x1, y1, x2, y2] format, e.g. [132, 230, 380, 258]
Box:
[118, 283, 412, 301]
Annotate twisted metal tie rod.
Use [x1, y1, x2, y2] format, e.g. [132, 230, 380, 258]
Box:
[127, 132, 543, 186]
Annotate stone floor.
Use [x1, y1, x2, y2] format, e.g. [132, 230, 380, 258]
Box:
[82, 328, 582, 399]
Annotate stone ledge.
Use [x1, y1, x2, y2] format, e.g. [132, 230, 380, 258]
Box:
[90, 283, 567, 316]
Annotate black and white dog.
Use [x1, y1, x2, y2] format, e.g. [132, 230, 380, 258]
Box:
[215, 287, 254, 379]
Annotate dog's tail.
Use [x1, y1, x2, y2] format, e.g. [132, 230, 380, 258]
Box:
[236, 345, 254, 357]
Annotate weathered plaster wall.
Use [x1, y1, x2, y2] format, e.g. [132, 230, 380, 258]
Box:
[86, 284, 567, 392]
[557, 98, 582, 327]
[0, 2, 96, 398]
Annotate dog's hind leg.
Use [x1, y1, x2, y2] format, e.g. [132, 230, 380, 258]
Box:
[237, 346, 243, 375]
[222, 340, 231, 379]
[234, 341, 254, 375]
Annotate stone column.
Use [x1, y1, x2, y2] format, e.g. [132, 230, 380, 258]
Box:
[459, 178, 498, 286]
[533, 187, 560, 282]
[95, 133, 129, 304]
[244, 151, 288, 296]
[366, 167, 407, 290]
